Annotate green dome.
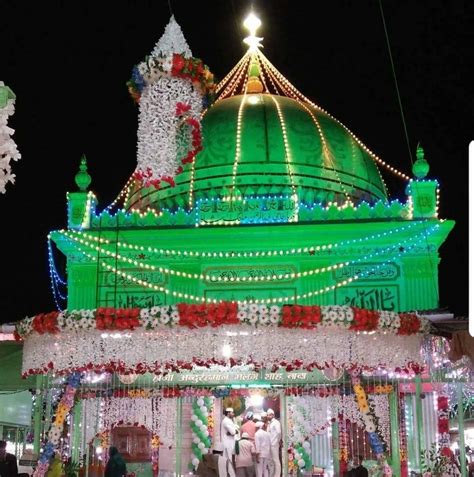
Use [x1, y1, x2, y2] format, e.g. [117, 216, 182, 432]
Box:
[126, 94, 387, 211]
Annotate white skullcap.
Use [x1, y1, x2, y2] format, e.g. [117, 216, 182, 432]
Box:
[255, 421, 264, 428]
[213, 442, 224, 451]
[241, 432, 250, 439]
[253, 414, 261, 420]
[267, 409, 274, 414]
[261, 411, 267, 416]
[225, 407, 234, 412]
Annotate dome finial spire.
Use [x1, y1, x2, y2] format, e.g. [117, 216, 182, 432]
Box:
[412, 142, 430, 179]
[75, 154, 92, 191]
[243, 12, 263, 51]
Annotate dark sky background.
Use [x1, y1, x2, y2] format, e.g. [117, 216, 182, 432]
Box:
[0, 1, 471, 324]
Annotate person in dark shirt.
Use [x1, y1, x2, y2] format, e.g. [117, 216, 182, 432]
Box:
[0, 440, 18, 477]
[348, 456, 368, 477]
[104, 447, 127, 477]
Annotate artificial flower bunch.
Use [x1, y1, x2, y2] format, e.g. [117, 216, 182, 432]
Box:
[178, 302, 239, 328]
[34, 373, 81, 477]
[352, 378, 385, 454]
[15, 304, 428, 338]
[437, 395, 450, 450]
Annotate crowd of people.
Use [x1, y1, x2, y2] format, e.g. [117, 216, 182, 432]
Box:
[198, 407, 282, 477]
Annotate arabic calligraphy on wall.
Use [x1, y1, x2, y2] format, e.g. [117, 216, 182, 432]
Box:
[203, 266, 297, 284]
[335, 285, 399, 311]
[333, 262, 399, 281]
[197, 197, 297, 225]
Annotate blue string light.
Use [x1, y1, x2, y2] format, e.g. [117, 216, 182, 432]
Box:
[47, 237, 67, 310]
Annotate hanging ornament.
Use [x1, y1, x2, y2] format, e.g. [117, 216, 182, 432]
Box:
[128, 16, 215, 189]
[0, 82, 21, 194]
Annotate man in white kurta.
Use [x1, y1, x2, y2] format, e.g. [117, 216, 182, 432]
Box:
[266, 409, 281, 477]
[220, 407, 238, 477]
[254, 421, 271, 477]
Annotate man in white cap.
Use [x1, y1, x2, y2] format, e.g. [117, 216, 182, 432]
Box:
[220, 408, 238, 477]
[266, 409, 281, 477]
[235, 432, 256, 477]
[254, 421, 271, 477]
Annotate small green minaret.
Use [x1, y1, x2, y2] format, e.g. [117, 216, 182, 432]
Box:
[67, 155, 95, 229]
[406, 143, 438, 218]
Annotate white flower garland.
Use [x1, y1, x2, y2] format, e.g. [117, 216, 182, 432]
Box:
[83, 396, 177, 448]
[0, 82, 21, 194]
[134, 16, 204, 186]
[21, 327, 425, 375]
[369, 394, 390, 451]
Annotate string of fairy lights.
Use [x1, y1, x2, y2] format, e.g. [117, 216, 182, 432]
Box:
[57, 219, 427, 258]
[58, 223, 438, 304]
[58, 224, 436, 285]
[270, 95, 299, 220]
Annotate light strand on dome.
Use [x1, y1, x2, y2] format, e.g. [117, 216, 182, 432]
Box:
[64, 224, 438, 304]
[216, 52, 251, 93]
[230, 94, 247, 197]
[270, 95, 299, 222]
[64, 219, 426, 260]
[104, 176, 134, 212]
[187, 158, 196, 210]
[253, 55, 270, 93]
[61, 225, 437, 285]
[256, 49, 410, 181]
[217, 54, 251, 101]
[47, 237, 66, 310]
[256, 54, 288, 97]
[299, 100, 354, 206]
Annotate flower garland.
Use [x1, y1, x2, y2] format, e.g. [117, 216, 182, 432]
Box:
[398, 393, 409, 477]
[33, 372, 81, 477]
[0, 82, 21, 194]
[437, 394, 451, 455]
[338, 418, 349, 475]
[190, 397, 213, 469]
[20, 327, 426, 377]
[352, 377, 386, 455]
[128, 16, 214, 189]
[15, 304, 429, 339]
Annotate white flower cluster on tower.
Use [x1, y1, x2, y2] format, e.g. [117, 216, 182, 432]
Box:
[0, 82, 21, 193]
[151, 15, 192, 58]
[134, 16, 208, 188]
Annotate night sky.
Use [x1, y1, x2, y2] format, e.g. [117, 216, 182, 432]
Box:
[0, 1, 471, 324]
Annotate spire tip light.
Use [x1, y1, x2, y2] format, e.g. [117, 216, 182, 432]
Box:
[243, 12, 263, 51]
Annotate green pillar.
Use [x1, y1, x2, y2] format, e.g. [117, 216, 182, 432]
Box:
[176, 396, 183, 477]
[281, 392, 288, 477]
[388, 389, 401, 477]
[33, 376, 44, 455]
[414, 377, 425, 471]
[457, 383, 467, 477]
[332, 421, 339, 477]
[72, 400, 83, 462]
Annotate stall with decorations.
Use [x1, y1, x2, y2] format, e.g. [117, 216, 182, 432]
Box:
[12, 13, 472, 477]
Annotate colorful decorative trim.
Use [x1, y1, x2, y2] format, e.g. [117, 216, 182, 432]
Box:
[352, 376, 386, 455]
[33, 372, 81, 477]
[15, 304, 429, 340]
[127, 53, 215, 104]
